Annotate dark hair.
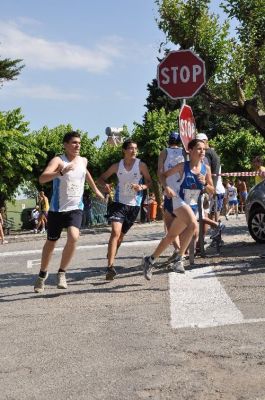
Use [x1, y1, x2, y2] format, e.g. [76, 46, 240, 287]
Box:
[63, 131, 81, 143]
[188, 138, 205, 150]
[122, 139, 137, 150]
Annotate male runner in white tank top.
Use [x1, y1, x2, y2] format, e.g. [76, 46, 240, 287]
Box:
[157, 132, 184, 261]
[34, 131, 105, 293]
[97, 139, 152, 280]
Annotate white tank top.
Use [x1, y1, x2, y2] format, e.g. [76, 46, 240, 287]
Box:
[164, 147, 184, 193]
[50, 155, 87, 212]
[114, 158, 143, 206]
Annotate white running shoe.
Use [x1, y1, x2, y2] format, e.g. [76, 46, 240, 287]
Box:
[57, 272, 68, 289]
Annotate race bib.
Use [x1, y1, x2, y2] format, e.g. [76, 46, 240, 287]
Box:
[66, 180, 82, 197]
[183, 189, 201, 206]
[123, 182, 135, 196]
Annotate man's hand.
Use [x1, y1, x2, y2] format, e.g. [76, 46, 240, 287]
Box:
[61, 162, 75, 175]
[130, 183, 143, 192]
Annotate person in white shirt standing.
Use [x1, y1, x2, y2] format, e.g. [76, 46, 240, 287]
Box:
[34, 131, 104, 293]
[97, 139, 152, 280]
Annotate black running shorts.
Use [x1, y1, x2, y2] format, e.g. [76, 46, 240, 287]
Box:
[107, 202, 140, 234]
[47, 210, 83, 241]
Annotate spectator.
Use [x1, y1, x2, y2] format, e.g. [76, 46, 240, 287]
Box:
[37, 191, 49, 233]
[236, 178, 248, 213]
[252, 156, 265, 185]
[225, 180, 239, 220]
[31, 205, 40, 233]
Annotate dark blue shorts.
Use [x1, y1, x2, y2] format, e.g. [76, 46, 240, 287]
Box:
[164, 196, 174, 214]
[47, 210, 83, 241]
[211, 194, 225, 213]
[107, 202, 140, 234]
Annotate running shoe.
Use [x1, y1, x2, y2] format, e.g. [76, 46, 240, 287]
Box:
[106, 267, 117, 281]
[166, 250, 179, 264]
[210, 223, 225, 239]
[57, 272, 68, 289]
[143, 256, 154, 281]
[172, 256, 185, 274]
[34, 273, 49, 293]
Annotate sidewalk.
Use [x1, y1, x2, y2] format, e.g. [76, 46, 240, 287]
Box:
[3, 220, 164, 243]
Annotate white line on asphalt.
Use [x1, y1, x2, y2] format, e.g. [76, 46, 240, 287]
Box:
[0, 240, 160, 257]
[27, 259, 41, 269]
[169, 265, 265, 329]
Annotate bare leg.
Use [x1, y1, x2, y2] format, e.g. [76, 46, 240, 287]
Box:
[107, 221, 123, 267]
[164, 210, 180, 250]
[152, 205, 198, 259]
[0, 224, 6, 244]
[59, 226, 80, 270]
[40, 240, 57, 272]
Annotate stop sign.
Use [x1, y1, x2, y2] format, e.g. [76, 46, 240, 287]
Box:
[179, 104, 196, 151]
[157, 50, 206, 99]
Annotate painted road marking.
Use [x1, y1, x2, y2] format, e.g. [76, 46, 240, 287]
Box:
[27, 259, 41, 269]
[169, 265, 265, 328]
[0, 240, 160, 257]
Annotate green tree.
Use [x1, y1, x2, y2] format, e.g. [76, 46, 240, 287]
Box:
[132, 108, 179, 213]
[211, 129, 265, 172]
[155, 0, 265, 136]
[0, 56, 24, 86]
[0, 109, 44, 207]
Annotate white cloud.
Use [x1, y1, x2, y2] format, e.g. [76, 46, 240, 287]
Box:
[0, 20, 123, 73]
[0, 81, 83, 100]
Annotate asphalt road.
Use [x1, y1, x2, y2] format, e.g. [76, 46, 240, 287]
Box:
[1, 215, 265, 400]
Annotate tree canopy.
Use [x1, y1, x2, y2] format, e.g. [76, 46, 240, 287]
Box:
[155, 0, 265, 136]
[0, 109, 44, 207]
[0, 56, 24, 86]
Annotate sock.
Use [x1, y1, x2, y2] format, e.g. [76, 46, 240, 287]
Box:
[58, 268, 66, 273]
[39, 271, 47, 279]
[149, 256, 155, 264]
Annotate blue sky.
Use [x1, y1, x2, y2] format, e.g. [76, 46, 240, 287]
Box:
[0, 0, 227, 144]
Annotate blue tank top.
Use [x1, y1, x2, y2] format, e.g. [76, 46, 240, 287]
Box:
[179, 161, 206, 213]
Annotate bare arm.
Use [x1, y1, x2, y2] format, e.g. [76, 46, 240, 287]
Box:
[200, 165, 215, 195]
[163, 162, 183, 178]
[86, 170, 105, 200]
[131, 162, 152, 192]
[39, 157, 64, 184]
[157, 149, 167, 187]
[96, 163, 119, 193]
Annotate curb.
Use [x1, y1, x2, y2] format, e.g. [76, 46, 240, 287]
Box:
[4, 221, 163, 243]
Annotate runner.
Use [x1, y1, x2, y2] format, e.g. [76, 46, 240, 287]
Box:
[34, 131, 104, 293]
[97, 139, 152, 280]
[157, 131, 184, 262]
[143, 138, 215, 280]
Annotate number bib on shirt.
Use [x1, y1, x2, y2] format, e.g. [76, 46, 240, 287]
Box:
[123, 182, 135, 196]
[66, 180, 82, 197]
[183, 189, 201, 207]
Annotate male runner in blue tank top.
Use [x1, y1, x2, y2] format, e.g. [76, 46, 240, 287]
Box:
[34, 131, 105, 293]
[98, 139, 152, 280]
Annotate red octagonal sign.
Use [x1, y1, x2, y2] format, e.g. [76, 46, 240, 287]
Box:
[179, 104, 196, 152]
[157, 50, 206, 99]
